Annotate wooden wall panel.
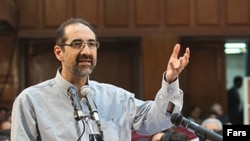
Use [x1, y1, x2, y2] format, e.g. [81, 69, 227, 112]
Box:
[195, 0, 220, 25]
[105, 0, 129, 26]
[165, 0, 189, 25]
[24, 40, 60, 85]
[75, 0, 99, 27]
[225, 0, 249, 24]
[15, 0, 250, 37]
[90, 38, 141, 97]
[0, 34, 19, 108]
[0, 0, 18, 29]
[44, 0, 69, 27]
[142, 33, 178, 100]
[15, 0, 38, 28]
[180, 40, 226, 118]
[135, 0, 161, 26]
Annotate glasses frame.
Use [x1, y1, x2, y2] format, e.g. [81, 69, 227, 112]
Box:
[59, 40, 100, 49]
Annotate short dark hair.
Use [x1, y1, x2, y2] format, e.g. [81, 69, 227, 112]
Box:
[55, 18, 97, 46]
[234, 76, 243, 88]
[160, 130, 189, 141]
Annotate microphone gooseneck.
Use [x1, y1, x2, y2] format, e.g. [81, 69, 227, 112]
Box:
[171, 113, 223, 141]
[81, 86, 100, 125]
[67, 86, 84, 121]
[81, 85, 104, 141]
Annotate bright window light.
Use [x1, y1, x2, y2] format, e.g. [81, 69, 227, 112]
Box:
[224, 43, 247, 54]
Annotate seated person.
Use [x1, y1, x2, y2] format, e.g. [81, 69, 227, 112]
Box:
[0, 120, 11, 141]
[210, 102, 231, 124]
[0, 121, 11, 130]
[151, 127, 189, 141]
[200, 118, 223, 141]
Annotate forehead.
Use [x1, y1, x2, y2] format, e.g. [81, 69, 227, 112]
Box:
[64, 23, 96, 41]
[152, 132, 165, 140]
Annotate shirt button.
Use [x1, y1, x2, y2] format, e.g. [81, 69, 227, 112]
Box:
[167, 88, 173, 93]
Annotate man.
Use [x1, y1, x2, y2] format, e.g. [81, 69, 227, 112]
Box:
[200, 118, 223, 141]
[11, 18, 190, 141]
[150, 127, 189, 141]
[227, 76, 243, 124]
[210, 102, 231, 125]
[201, 118, 223, 131]
[0, 107, 9, 124]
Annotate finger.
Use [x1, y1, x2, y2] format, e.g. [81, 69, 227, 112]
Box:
[179, 56, 187, 68]
[185, 47, 190, 59]
[171, 44, 180, 58]
[184, 47, 190, 64]
[179, 47, 190, 65]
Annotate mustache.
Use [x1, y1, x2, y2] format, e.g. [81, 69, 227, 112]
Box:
[77, 54, 93, 62]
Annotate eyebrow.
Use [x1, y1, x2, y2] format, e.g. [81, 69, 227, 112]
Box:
[71, 39, 96, 43]
[71, 39, 83, 42]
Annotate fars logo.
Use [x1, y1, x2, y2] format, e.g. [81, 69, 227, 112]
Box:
[227, 129, 246, 136]
[223, 125, 249, 139]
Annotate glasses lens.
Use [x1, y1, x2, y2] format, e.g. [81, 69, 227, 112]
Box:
[87, 41, 98, 48]
[71, 41, 83, 49]
[68, 40, 99, 49]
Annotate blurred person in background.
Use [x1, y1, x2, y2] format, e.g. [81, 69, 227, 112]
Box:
[200, 118, 223, 141]
[227, 76, 243, 125]
[150, 127, 189, 141]
[0, 107, 9, 124]
[210, 102, 231, 125]
[187, 105, 203, 125]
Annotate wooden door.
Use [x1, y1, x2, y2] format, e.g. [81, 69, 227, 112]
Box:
[180, 39, 226, 119]
[0, 34, 19, 109]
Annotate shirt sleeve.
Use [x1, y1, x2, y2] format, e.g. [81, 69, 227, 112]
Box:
[11, 93, 39, 141]
[133, 71, 183, 135]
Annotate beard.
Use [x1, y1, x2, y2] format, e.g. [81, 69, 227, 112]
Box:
[63, 60, 96, 77]
[63, 53, 97, 77]
[71, 64, 95, 77]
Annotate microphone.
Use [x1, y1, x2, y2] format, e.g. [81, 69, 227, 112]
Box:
[171, 113, 223, 141]
[81, 85, 104, 141]
[67, 86, 84, 121]
[80, 85, 100, 126]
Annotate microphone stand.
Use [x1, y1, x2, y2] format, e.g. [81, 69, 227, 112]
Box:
[95, 120, 104, 141]
[81, 85, 104, 141]
[88, 104, 104, 141]
[84, 116, 99, 141]
[68, 86, 104, 141]
[67, 87, 84, 121]
[87, 106, 104, 141]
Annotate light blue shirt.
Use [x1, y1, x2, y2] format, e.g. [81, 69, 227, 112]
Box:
[11, 68, 183, 141]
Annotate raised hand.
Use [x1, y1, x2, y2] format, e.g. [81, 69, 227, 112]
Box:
[165, 44, 190, 83]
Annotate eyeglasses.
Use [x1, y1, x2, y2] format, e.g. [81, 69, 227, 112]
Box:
[61, 40, 100, 49]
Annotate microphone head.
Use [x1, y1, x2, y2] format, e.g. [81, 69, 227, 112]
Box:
[80, 85, 93, 96]
[171, 113, 183, 126]
[67, 86, 77, 97]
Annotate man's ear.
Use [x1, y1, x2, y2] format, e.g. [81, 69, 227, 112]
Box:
[54, 45, 63, 61]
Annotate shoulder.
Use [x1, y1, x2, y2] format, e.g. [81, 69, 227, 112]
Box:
[89, 80, 129, 91]
[15, 78, 55, 100]
[89, 80, 135, 97]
